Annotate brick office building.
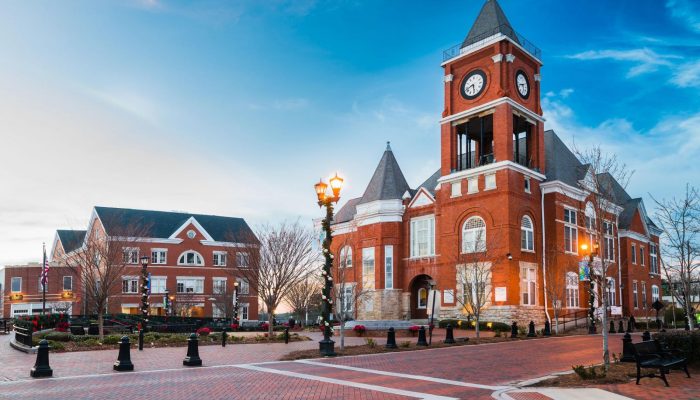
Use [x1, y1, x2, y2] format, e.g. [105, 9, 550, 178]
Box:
[4, 206, 259, 320]
[330, 0, 662, 325]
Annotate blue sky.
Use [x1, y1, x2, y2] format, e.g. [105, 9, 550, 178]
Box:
[1, 0, 699, 265]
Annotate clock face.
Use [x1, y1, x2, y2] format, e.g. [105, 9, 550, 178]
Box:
[515, 70, 530, 99]
[460, 70, 487, 100]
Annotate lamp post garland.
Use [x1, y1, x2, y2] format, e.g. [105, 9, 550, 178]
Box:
[581, 243, 598, 334]
[314, 173, 344, 357]
[140, 256, 150, 331]
[233, 281, 239, 326]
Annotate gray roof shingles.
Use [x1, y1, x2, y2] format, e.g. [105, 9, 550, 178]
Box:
[463, 0, 520, 47]
[358, 145, 411, 205]
[94, 206, 257, 243]
[56, 230, 86, 253]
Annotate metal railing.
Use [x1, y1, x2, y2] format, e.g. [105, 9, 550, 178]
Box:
[558, 309, 589, 332]
[443, 24, 541, 62]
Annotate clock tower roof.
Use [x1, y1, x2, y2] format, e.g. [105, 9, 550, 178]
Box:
[462, 0, 520, 48]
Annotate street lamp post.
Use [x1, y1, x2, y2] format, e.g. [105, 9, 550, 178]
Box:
[139, 255, 150, 351]
[580, 243, 598, 334]
[164, 289, 170, 319]
[314, 173, 344, 357]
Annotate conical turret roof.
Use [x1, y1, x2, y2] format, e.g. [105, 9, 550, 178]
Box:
[358, 142, 410, 205]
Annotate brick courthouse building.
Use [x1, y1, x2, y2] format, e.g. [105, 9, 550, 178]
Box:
[3, 206, 259, 320]
[330, 0, 662, 325]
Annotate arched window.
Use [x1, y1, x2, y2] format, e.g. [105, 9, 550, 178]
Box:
[177, 250, 204, 266]
[339, 246, 353, 268]
[462, 216, 486, 253]
[606, 277, 616, 306]
[566, 272, 579, 308]
[417, 287, 427, 309]
[521, 216, 534, 251]
[651, 285, 660, 302]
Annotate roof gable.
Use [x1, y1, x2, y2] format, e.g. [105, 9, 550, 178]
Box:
[169, 217, 215, 241]
[56, 230, 87, 254]
[408, 188, 435, 209]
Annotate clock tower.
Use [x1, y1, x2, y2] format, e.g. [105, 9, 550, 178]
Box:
[434, 0, 548, 323]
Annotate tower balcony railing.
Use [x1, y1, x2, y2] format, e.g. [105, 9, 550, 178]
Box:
[442, 24, 541, 62]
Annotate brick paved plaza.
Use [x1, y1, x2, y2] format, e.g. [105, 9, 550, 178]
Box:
[3, 332, 697, 399]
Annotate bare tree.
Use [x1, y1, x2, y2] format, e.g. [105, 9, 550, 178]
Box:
[286, 274, 322, 326]
[544, 244, 580, 335]
[575, 144, 632, 371]
[61, 216, 148, 339]
[652, 184, 700, 330]
[452, 225, 504, 338]
[332, 242, 371, 350]
[226, 221, 317, 336]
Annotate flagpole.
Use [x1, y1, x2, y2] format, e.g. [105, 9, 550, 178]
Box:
[42, 242, 47, 316]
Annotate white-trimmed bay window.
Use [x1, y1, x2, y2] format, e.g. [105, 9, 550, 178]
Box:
[521, 215, 534, 251]
[565, 272, 579, 308]
[564, 208, 578, 253]
[176, 277, 204, 294]
[410, 215, 435, 257]
[462, 216, 486, 253]
[521, 265, 537, 305]
[213, 251, 227, 267]
[362, 247, 375, 289]
[151, 249, 167, 264]
[384, 245, 393, 289]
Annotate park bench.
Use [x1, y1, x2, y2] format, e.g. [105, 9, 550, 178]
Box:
[632, 341, 690, 387]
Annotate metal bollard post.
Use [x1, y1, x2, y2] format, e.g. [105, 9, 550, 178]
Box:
[642, 331, 651, 341]
[416, 326, 428, 346]
[609, 320, 616, 334]
[183, 333, 202, 366]
[385, 327, 397, 349]
[222, 328, 227, 348]
[510, 321, 518, 338]
[618, 320, 624, 333]
[138, 329, 144, 351]
[620, 333, 635, 362]
[444, 324, 456, 344]
[284, 327, 289, 344]
[113, 336, 134, 371]
[527, 321, 536, 337]
[544, 320, 551, 336]
[30, 339, 53, 378]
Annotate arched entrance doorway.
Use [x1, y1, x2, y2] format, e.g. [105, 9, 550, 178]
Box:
[410, 274, 433, 320]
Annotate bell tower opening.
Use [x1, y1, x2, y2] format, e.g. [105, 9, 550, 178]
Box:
[454, 114, 494, 172]
[513, 115, 534, 168]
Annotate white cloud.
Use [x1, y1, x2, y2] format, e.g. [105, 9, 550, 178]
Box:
[671, 59, 700, 87]
[567, 48, 679, 77]
[667, 0, 700, 33]
[543, 94, 699, 210]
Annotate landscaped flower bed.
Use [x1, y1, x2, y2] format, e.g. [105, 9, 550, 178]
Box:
[32, 331, 311, 353]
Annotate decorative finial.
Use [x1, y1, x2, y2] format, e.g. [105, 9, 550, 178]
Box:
[386, 141, 391, 151]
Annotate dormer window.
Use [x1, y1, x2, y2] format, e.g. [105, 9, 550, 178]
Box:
[178, 251, 204, 266]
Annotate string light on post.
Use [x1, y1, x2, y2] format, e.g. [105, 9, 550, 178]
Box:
[314, 172, 344, 357]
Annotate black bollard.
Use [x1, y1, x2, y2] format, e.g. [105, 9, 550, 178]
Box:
[30, 339, 53, 378]
[444, 324, 456, 344]
[642, 330, 651, 341]
[544, 320, 551, 336]
[385, 327, 398, 349]
[284, 327, 289, 344]
[113, 336, 134, 371]
[609, 320, 616, 334]
[527, 321, 536, 337]
[416, 326, 428, 346]
[138, 329, 144, 351]
[183, 333, 202, 366]
[628, 316, 636, 333]
[618, 320, 624, 333]
[620, 333, 635, 362]
[222, 328, 227, 347]
[510, 321, 518, 338]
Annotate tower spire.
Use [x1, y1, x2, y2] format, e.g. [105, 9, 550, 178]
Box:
[462, 0, 520, 48]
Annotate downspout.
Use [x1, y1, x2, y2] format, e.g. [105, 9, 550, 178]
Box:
[541, 188, 551, 324]
[616, 216, 623, 307]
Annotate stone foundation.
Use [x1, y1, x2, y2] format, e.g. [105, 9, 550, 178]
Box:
[479, 305, 547, 327]
[357, 289, 403, 320]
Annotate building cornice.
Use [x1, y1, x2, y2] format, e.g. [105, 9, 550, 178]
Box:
[441, 34, 543, 67]
[440, 97, 544, 126]
[619, 230, 650, 244]
[436, 160, 546, 190]
[353, 199, 404, 227]
[540, 181, 587, 201]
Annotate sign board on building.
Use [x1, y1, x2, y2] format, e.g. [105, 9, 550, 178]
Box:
[495, 287, 506, 302]
[443, 289, 454, 304]
[610, 306, 622, 315]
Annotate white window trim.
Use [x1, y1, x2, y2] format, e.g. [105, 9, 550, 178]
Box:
[484, 173, 497, 190]
[151, 248, 167, 265]
[150, 276, 167, 294]
[563, 207, 578, 255]
[462, 216, 487, 254]
[340, 246, 353, 268]
[62, 276, 73, 291]
[631, 243, 637, 264]
[467, 177, 479, 194]
[520, 215, 535, 252]
[417, 287, 427, 309]
[384, 245, 393, 290]
[410, 215, 436, 258]
[123, 247, 139, 264]
[362, 247, 375, 290]
[177, 250, 205, 266]
[11, 277, 22, 293]
[213, 251, 228, 267]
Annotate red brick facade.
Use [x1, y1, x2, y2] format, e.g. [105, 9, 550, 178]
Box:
[3, 207, 259, 320]
[329, 1, 662, 325]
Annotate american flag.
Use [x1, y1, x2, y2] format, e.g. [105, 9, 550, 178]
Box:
[41, 243, 50, 287]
